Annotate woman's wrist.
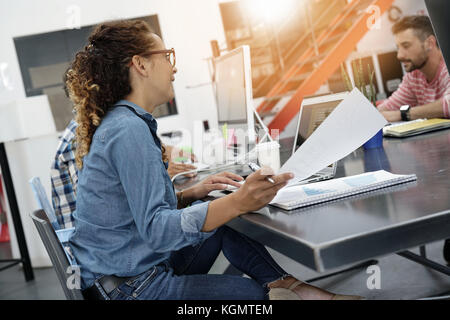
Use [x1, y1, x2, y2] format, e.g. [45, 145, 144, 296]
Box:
[176, 191, 184, 209]
[177, 188, 197, 208]
[203, 195, 242, 232]
[177, 190, 190, 209]
[225, 193, 246, 216]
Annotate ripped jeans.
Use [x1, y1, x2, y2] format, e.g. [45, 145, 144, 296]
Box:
[107, 225, 291, 300]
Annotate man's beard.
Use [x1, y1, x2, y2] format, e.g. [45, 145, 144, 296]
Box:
[401, 51, 429, 72]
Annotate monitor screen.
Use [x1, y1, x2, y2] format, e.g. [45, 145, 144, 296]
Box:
[214, 49, 248, 124]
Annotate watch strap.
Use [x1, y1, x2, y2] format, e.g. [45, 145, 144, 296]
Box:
[401, 106, 410, 121]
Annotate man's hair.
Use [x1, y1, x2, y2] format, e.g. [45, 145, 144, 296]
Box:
[392, 15, 435, 42]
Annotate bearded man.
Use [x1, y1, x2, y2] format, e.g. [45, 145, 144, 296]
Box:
[378, 15, 450, 122]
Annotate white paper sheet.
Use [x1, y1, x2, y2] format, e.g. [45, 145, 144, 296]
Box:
[279, 88, 388, 185]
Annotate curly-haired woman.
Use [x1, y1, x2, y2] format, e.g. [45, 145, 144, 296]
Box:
[66, 19, 361, 300]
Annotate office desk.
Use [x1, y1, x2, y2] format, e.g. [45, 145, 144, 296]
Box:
[173, 129, 450, 274]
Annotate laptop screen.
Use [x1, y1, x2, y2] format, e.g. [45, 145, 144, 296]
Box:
[293, 97, 345, 155]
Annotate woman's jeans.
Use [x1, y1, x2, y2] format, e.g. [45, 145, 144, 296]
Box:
[107, 226, 290, 300]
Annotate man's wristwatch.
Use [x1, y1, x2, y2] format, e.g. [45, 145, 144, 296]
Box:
[400, 105, 411, 121]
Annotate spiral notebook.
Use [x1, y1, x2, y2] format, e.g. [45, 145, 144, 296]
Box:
[269, 170, 417, 210]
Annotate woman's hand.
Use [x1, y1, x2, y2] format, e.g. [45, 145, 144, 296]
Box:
[200, 167, 294, 232]
[165, 144, 200, 179]
[164, 145, 197, 163]
[183, 172, 244, 202]
[230, 167, 294, 214]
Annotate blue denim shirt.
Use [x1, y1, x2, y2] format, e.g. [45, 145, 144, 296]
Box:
[69, 100, 215, 289]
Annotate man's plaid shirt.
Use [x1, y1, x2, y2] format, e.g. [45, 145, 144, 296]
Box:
[50, 120, 78, 229]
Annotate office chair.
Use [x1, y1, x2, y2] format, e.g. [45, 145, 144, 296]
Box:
[29, 177, 75, 266]
[30, 209, 84, 300]
[29, 177, 60, 230]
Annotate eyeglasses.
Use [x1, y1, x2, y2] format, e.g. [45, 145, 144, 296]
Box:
[144, 48, 176, 68]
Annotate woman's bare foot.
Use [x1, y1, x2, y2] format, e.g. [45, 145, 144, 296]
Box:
[268, 276, 334, 300]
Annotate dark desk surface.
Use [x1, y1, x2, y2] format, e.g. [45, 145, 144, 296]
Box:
[174, 129, 450, 272]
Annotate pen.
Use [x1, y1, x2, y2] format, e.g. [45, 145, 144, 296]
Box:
[248, 162, 275, 184]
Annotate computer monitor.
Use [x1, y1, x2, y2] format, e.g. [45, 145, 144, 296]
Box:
[213, 45, 256, 143]
[425, 0, 450, 70]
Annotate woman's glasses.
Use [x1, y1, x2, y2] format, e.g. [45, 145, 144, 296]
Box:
[145, 48, 176, 68]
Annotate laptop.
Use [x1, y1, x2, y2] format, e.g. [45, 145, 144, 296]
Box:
[216, 92, 348, 194]
[287, 92, 349, 186]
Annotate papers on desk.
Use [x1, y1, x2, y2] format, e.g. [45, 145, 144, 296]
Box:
[270, 170, 417, 210]
[279, 88, 388, 185]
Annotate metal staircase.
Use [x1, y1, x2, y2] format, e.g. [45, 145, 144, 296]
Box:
[255, 0, 395, 135]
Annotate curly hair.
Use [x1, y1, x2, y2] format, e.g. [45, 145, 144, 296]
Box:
[65, 19, 161, 169]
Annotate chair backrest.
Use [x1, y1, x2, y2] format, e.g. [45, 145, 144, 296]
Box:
[30, 209, 84, 300]
[29, 177, 60, 230]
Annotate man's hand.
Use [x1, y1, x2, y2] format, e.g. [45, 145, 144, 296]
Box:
[381, 100, 445, 123]
[381, 110, 401, 123]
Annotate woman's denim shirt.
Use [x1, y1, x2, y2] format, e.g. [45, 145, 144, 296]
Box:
[69, 100, 215, 289]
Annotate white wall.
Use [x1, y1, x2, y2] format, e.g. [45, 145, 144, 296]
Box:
[0, 0, 226, 137]
[357, 0, 429, 54]
[4, 133, 61, 267]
